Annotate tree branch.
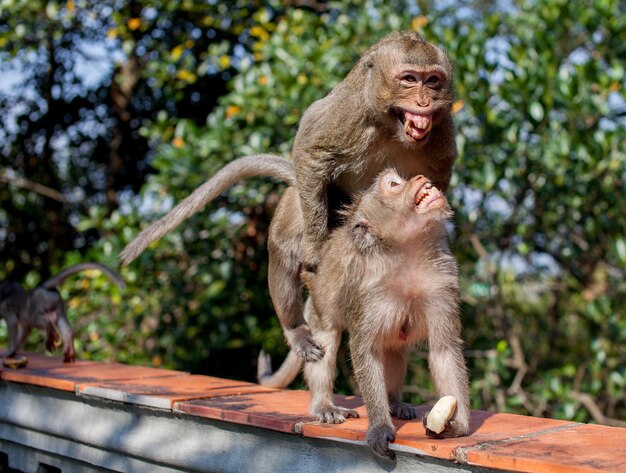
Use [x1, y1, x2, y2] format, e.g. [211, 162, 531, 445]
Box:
[0, 169, 66, 202]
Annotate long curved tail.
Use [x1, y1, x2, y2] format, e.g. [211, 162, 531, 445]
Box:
[42, 263, 126, 290]
[120, 154, 295, 265]
[257, 349, 303, 388]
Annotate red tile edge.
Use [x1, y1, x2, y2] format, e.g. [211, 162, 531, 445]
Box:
[2, 355, 626, 473]
[461, 423, 626, 473]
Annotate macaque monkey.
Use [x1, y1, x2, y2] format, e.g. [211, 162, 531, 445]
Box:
[296, 169, 469, 458]
[272, 31, 457, 361]
[122, 153, 468, 458]
[121, 31, 457, 364]
[0, 263, 125, 362]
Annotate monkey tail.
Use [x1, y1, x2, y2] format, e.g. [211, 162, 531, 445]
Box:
[257, 349, 303, 388]
[119, 154, 295, 265]
[41, 263, 126, 290]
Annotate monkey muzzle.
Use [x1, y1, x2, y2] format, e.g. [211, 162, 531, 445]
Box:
[413, 177, 443, 210]
[400, 111, 432, 141]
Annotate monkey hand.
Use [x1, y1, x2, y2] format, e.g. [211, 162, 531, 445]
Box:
[284, 325, 325, 362]
[300, 239, 323, 275]
[367, 423, 397, 460]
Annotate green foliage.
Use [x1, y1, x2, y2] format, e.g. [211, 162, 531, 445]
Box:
[438, 0, 626, 423]
[1, 0, 624, 426]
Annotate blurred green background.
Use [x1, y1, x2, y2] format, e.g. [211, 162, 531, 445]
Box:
[0, 0, 624, 426]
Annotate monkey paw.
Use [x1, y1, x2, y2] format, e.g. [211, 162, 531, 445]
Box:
[314, 405, 359, 424]
[63, 352, 76, 363]
[286, 326, 325, 362]
[422, 413, 470, 439]
[366, 423, 396, 460]
[390, 401, 417, 420]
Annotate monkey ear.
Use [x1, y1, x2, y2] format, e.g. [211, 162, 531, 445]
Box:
[352, 219, 379, 251]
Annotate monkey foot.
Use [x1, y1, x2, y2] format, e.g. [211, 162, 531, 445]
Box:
[367, 423, 396, 459]
[63, 352, 76, 363]
[2, 355, 29, 369]
[313, 405, 359, 424]
[286, 326, 325, 362]
[390, 401, 417, 420]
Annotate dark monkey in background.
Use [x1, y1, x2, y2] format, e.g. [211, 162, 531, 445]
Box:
[122, 154, 470, 459]
[120, 31, 457, 364]
[0, 263, 125, 362]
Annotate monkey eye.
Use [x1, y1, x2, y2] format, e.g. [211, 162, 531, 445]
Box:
[382, 174, 404, 194]
[425, 75, 441, 87]
[400, 73, 418, 83]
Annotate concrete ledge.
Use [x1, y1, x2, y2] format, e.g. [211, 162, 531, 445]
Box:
[0, 354, 625, 472]
[0, 383, 482, 473]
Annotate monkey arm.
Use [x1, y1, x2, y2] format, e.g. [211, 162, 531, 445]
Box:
[424, 294, 470, 437]
[3, 310, 20, 355]
[349, 332, 397, 459]
[293, 156, 331, 271]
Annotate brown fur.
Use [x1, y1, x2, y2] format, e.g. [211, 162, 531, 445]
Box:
[296, 169, 469, 459]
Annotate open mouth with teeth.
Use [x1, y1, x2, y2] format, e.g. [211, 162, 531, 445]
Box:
[397, 110, 433, 141]
[414, 180, 442, 210]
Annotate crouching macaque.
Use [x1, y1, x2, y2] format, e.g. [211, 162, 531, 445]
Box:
[0, 263, 125, 363]
[120, 31, 458, 364]
[268, 169, 470, 458]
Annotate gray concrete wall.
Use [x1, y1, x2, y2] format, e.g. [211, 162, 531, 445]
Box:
[0, 382, 502, 473]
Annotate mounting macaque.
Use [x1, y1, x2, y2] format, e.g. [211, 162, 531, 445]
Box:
[267, 169, 470, 458]
[0, 263, 125, 362]
[121, 31, 457, 363]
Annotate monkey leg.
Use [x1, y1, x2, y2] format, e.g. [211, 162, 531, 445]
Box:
[383, 347, 417, 420]
[350, 337, 396, 459]
[44, 319, 60, 352]
[8, 324, 30, 358]
[304, 328, 358, 423]
[425, 324, 470, 438]
[4, 311, 20, 356]
[268, 188, 324, 362]
[54, 302, 76, 363]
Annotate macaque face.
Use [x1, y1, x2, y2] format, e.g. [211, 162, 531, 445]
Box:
[351, 170, 452, 249]
[367, 38, 454, 146]
[391, 65, 452, 144]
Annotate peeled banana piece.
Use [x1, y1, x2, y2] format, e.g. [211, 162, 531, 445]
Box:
[425, 395, 457, 434]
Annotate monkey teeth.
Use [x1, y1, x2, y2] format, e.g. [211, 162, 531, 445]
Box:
[403, 111, 432, 141]
[414, 182, 435, 207]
